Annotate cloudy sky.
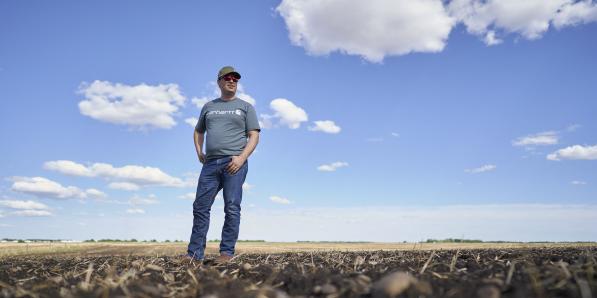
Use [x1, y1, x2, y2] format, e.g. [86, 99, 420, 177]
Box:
[1, 0, 596, 242]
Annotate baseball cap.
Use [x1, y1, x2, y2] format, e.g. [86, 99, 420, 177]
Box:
[218, 66, 241, 79]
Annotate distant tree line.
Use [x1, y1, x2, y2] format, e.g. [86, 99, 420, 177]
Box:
[83, 239, 185, 243]
[425, 238, 483, 243]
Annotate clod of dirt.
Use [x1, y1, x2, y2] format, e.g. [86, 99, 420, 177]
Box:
[371, 271, 415, 297]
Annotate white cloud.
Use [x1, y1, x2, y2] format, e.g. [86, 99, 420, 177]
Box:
[448, 0, 597, 42]
[179, 192, 195, 200]
[465, 164, 496, 174]
[108, 182, 140, 191]
[553, 0, 597, 28]
[129, 194, 159, 205]
[571, 180, 587, 185]
[184, 117, 198, 127]
[0, 200, 49, 210]
[236, 83, 256, 106]
[12, 210, 52, 217]
[44, 160, 184, 187]
[512, 131, 559, 146]
[391, 132, 400, 138]
[191, 97, 210, 109]
[308, 120, 341, 134]
[547, 144, 597, 161]
[277, 0, 597, 61]
[10, 177, 103, 200]
[270, 195, 291, 205]
[484, 30, 503, 45]
[126, 208, 145, 214]
[277, 0, 454, 62]
[242, 182, 254, 192]
[317, 161, 349, 172]
[43, 160, 94, 177]
[267, 98, 308, 129]
[85, 188, 107, 199]
[258, 114, 275, 130]
[78, 80, 186, 129]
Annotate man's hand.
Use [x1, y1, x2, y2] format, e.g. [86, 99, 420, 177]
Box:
[197, 152, 206, 164]
[226, 155, 246, 174]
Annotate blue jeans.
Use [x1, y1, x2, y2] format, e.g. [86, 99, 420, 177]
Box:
[187, 156, 248, 260]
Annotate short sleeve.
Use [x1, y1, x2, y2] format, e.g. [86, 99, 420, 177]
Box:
[195, 104, 208, 133]
[245, 104, 261, 132]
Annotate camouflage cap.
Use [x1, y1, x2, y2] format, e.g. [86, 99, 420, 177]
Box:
[217, 66, 241, 79]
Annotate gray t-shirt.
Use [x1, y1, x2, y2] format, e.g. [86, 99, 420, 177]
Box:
[195, 97, 261, 160]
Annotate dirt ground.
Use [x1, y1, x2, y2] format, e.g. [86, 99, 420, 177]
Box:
[1, 241, 594, 257]
[0, 243, 595, 297]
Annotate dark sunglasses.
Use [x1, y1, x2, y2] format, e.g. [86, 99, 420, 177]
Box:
[220, 75, 239, 83]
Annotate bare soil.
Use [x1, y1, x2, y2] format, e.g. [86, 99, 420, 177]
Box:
[0, 246, 595, 297]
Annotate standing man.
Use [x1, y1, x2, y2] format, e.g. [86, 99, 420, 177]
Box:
[187, 66, 260, 263]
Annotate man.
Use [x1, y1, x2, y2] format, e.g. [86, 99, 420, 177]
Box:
[186, 66, 260, 264]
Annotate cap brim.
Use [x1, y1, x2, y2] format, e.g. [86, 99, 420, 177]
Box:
[219, 71, 241, 79]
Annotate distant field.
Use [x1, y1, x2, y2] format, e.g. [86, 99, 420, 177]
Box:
[1, 241, 595, 257]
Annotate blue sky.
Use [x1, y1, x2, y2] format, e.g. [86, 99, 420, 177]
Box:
[1, 0, 596, 242]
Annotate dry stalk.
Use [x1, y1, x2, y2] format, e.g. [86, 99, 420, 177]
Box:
[449, 250, 460, 273]
[419, 251, 435, 274]
[82, 262, 94, 291]
[187, 268, 199, 285]
[505, 261, 516, 287]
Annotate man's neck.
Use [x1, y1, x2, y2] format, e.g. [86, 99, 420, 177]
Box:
[221, 92, 236, 101]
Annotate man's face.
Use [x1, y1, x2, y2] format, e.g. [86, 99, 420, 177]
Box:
[218, 74, 239, 94]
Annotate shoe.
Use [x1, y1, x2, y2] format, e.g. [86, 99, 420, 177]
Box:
[178, 254, 203, 264]
[213, 253, 233, 265]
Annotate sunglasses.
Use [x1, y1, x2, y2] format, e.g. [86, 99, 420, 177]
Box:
[220, 75, 239, 83]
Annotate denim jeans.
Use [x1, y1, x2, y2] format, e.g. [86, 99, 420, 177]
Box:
[187, 156, 248, 260]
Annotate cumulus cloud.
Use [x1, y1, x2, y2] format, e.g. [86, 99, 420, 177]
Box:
[553, 0, 597, 28]
[317, 162, 349, 172]
[465, 164, 496, 174]
[178, 192, 196, 200]
[12, 210, 52, 217]
[512, 131, 559, 146]
[43, 160, 94, 177]
[184, 117, 198, 127]
[265, 98, 308, 129]
[308, 120, 341, 134]
[484, 30, 503, 45]
[0, 200, 49, 210]
[44, 160, 184, 187]
[78, 80, 186, 129]
[571, 180, 587, 185]
[129, 194, 159, 205]
[277, 0, 597, 60]
[547, 144, 597, 160]
[449, 0, 597, 45]
[191, 97, 210, 109]
[10, 177, 105, 200]
[277, 0, 454, 62]
[270, 195, 291, 205]
[108, 182, 140, 191]
[243, 182, 254, 192]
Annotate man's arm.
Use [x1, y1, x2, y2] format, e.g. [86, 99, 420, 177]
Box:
[227, 130, 259, 174]
[194, 130, 206, 164]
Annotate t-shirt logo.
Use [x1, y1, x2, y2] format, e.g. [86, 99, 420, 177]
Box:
[206, 110, 243, 116]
